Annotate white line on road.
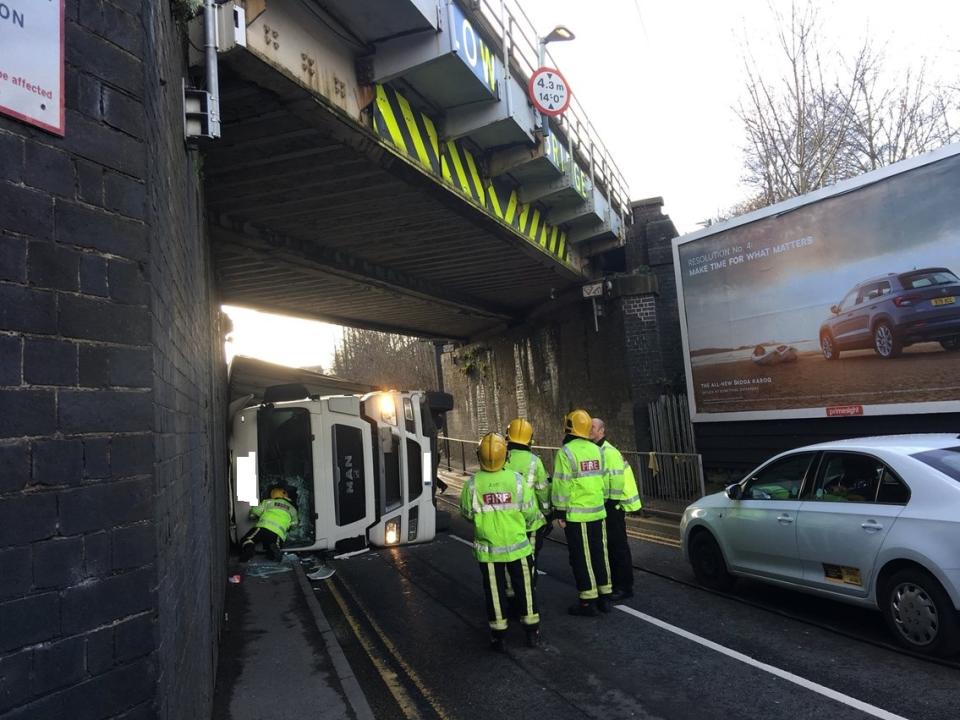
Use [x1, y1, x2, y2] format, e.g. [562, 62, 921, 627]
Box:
[614, 605, 910, 720]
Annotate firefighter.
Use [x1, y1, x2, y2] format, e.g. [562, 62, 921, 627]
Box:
[240, 486, 300, 562]
[504, 418, 551, 586]
[460, 433, 542, 651]
[591, 418, 642, 600]
[552, 409, 612, 616]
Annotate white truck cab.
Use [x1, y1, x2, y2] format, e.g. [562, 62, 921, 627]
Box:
[230, 384, 452, 553]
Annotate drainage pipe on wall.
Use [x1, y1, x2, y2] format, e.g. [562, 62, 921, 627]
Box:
[204, 0, 222, 137]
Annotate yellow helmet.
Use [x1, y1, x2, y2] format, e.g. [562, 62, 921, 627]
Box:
[477, 433, 507, 472]
[506, 418, 534, 446]
[270, 487, 290, 501]
[564, 409, 592, 439]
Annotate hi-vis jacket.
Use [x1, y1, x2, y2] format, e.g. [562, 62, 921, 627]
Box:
[250, 498, 299, 541]
[460, 468, 540, 562]
[505, 448, 549, 531]
[600, 440, 642, 512]
[551, 438, 606, 522]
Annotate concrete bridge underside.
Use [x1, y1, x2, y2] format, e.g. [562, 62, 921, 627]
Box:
[207, 55, 582, 340]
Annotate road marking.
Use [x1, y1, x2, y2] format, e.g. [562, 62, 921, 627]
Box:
[326, 580, 424, 720]
[614, 605, 910, 720]
[333, 574, 455, 720]
[625, 529, 681, 548]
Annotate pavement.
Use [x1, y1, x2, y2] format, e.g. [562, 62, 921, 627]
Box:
[212, 556, 374, 720]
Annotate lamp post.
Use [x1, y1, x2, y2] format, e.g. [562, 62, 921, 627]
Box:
[536, 25, 575, 138]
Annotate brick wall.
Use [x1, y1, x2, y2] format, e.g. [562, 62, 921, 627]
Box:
[441, 201, 683, 457]
[0, 2, 227, 718]
[442, 298, 636, 461]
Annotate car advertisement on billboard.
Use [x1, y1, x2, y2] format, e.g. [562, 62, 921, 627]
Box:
[673, 146, 960, 422]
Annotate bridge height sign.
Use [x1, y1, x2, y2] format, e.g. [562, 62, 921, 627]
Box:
[0, 0, 65, 135]
[529, 67, 571, 116]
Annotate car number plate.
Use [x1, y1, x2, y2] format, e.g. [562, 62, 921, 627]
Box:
[931, 296, 956, 306]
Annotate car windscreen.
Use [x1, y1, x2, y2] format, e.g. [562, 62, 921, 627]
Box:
[911, 446, 960, 482]
[898, 270, 960, 289]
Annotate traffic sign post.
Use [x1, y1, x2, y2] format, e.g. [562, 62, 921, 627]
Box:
[528, 66, 571, 117]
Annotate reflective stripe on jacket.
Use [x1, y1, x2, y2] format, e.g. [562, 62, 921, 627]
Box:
[250, 498, 299, 541]
[505, 448, 549, 531]
[601, 440, 642, 512]
[551, 438, 606, 522]
[459, 468, 538, 562]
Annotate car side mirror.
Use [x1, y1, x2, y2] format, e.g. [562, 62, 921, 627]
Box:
[830, 304, 840, 315]
[725, 483, 743, 500]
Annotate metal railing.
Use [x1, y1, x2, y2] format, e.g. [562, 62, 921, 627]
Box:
[439, 436, 705, 515]
[465, 0, 632, 230]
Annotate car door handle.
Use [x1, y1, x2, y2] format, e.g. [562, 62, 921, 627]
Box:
[861, 520, 883, 532]
[776, 514, 793, 524]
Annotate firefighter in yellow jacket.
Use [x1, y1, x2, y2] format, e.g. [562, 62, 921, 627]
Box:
[591, 418, 642, 600]
[241, 486, 300, 562]
[460, 433, 542, 651]
[503, 418, 551, 585]
[552, 409, 613, 616]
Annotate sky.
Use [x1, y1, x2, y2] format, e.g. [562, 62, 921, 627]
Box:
[225, 0, 960, 369]
[523, 0, 960, 233]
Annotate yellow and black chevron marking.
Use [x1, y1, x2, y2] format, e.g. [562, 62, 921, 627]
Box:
[374, 85, 441, 175]
[373, 83, 573, 266]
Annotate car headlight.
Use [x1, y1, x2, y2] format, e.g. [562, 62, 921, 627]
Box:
[384, 517, 401, 545]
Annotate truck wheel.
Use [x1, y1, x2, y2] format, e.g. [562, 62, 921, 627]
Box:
[435, 510, 451, 532]
[689, 531, 735, 591]
[873, 321, 902, 358]
[941, 337, 960, 352]
[881, 567, 960, 656]
[820, 332, 839, 360]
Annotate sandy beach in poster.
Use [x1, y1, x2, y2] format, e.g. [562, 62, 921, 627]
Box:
[692, 343, 960, 413]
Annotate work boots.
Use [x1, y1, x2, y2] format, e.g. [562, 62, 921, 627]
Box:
[489, 632, 507, 653]
[525, 627, 541, 648]
[597, 595, 613, 613]
[567, 600, 599, 617]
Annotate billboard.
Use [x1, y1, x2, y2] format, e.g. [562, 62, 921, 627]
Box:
[673, 145, 960, 422]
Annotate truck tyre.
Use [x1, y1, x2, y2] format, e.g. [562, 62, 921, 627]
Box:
[689, 531, 735, 592]
[881, 567, 960, 656]
[435, 510, 451, 532]
[873, 321, 902, 358]
[820, 332, 839, 361]
[941, 337, 960, 352]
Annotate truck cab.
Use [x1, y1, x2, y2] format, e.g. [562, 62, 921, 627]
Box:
[230, 384, 452, 553]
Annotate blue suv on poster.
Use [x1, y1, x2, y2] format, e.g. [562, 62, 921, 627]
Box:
[819, 267, 960, 359]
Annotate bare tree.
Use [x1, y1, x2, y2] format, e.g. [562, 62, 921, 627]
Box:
[736, 2, 959, 211]
[332, 327, 437, 390]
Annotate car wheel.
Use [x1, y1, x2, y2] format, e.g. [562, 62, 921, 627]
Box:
[881, 567, 960, 656]
[820, 332, 839, 360]
[941, 337, 960, 352]
[873, 321, 902, 358]
[689, 531, 736, 592]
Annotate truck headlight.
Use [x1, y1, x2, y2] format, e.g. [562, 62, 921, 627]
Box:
[385, 517, 401, 545]
[379, 394, 397, 425]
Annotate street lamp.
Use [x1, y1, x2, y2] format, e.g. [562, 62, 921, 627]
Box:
[538, 25, 575, 65]
[536, 25, 575, 137]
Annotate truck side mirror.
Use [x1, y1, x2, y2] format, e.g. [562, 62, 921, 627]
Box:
[725, 484, 743, 501]
[830, 304, 840, 315]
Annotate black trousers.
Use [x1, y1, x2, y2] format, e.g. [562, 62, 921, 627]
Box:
[240, 527, 282, 562]
[604, 501, 634, 593]
[564, 519, 612, 600]
[479, 557, 539, 636]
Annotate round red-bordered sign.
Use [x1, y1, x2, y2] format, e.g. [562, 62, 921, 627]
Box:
[528, 66, 572, 117]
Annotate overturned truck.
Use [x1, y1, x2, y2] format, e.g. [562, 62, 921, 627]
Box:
[230, 383, 453, 553]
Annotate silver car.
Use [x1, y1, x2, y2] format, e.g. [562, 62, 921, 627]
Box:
[681, 434, 960, 655]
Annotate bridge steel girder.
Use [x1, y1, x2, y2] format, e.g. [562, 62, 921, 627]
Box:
[205, 17, 586, 340]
